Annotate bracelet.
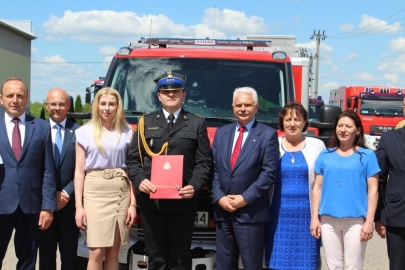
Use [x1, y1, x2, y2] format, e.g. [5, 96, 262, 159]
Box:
[130, 204, 136, 208]
[365, 221, 374, 228]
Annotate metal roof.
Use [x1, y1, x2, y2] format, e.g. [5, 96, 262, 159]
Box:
[0, 20, 36, 40]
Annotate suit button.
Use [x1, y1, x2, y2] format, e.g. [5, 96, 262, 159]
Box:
[168, 136, 172, 140]
[231, 175, 234, 179]
[168, 148, 171, 151]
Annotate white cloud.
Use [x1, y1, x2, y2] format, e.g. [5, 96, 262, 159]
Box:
[383, 74, 399, 84]
[321, 81, 340, 90]
[102, 56, 113, 70]
[388, 37, 405, 53]
[340, 53, 358, 62]
[339, 23, 355, 32]
[378, 54, 405, 73]
[359, 14, 402, 34]
[354, 71, 380, 81]
[99, 46, 117, 56]
[43, 35, 62, 42]
[296, 40, 333, 54]
[42, 9, 267, 43]
[203, 8, 267, 36]
[31, 54, 92, 101]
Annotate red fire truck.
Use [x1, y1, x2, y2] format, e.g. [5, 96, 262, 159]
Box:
[76, 37, 340, 269]
[335, 86, 404, 150]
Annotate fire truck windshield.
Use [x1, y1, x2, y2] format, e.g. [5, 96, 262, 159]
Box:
[107, 57, 289, 128]
[360, 98, 403, 116]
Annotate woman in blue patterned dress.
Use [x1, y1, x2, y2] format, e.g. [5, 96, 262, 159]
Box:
[265, 102, 325, 269]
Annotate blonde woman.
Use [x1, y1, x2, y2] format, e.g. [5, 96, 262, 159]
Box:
[74, 88, 136, 270]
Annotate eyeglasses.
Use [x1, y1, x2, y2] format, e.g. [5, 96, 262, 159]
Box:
[47, 102, 67, 108]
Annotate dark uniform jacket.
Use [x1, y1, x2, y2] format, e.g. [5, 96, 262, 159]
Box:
[376, 127, 405, 227]
[127, 109, 213, 212]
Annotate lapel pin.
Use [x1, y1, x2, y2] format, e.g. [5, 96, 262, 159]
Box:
[157, 115, 160, 119]
[253, 139, 256, 142]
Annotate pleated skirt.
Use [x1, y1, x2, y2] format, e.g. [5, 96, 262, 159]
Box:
[83, 168, 130, 247]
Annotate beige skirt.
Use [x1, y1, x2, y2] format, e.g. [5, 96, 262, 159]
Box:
[84, 168, 130, 247]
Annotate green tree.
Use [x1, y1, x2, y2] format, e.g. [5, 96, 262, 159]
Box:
[30, 102, 48, 119]
[40, 107, 46, 120]
[75, 95, 83, 125]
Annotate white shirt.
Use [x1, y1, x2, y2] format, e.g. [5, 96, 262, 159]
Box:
[4, 112, 26, 147]
[162, 108, 181, 124]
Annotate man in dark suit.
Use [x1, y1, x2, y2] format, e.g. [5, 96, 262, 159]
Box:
[376, 128, 405, 270]
[127, 71, 212, 270]
[39, 88, 80, 270]
[0, 78, 56, 269]
[211, 86, 278, 270]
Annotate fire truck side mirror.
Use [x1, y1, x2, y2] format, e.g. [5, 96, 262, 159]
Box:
[347, 98, 352, 108]
[309, 105, 342, 144]
[68, 96, 74, 113]
[85, 92, 91, 104]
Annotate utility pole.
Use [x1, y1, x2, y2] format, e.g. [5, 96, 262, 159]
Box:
[310, 30, 326, 98]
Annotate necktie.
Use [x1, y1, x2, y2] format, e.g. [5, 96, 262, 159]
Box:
[54, 124, 62, 166]
[11, 118, 22, 160]
[230, 125, 246, 168]
[168, 114, 175, 130]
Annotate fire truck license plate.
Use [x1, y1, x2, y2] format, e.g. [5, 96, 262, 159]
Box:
[194, 211, 208, 227]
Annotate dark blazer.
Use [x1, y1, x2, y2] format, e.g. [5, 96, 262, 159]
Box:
[127, 109, 213, 212]
[0, 114, 56, 214]
[375, 127, 405, 227]
[211, 120, 278, 223]
[55, 120, 80, 215]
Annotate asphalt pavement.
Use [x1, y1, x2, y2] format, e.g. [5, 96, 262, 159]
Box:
[2, 231, 389, 269]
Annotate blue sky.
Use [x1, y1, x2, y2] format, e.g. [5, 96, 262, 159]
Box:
[1, 0, 405, 103]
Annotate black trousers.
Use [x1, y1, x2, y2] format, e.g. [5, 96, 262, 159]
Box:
[386, 226, 405, 270]
[38, 210, 79, 270]
[0, 206, 40, 270]
[140, 208, 196, 270]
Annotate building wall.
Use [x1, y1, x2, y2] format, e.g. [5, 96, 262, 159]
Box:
[0, 22, 34, 114]
[328, 87, 346, 109]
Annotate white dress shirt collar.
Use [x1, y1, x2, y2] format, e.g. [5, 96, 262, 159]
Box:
[4, 112, 26, 124]
[162, 108, 182, 122]
[49, 117, 67, 129]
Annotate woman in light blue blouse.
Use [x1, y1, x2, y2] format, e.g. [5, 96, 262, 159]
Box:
[310, 110, 379, 270]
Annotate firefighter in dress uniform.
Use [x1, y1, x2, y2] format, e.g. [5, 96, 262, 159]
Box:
[127, 70, 213, 270]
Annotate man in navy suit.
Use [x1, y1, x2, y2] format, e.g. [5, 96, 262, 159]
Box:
[39, 88, 80, 270]
[211, 87, 278, 270]
[376, 128, 405, 270]
[0, 78, 56, 269]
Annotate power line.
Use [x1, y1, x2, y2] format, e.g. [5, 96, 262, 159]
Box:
[330, 20, 405, 39]
[328, 8, 405, 38]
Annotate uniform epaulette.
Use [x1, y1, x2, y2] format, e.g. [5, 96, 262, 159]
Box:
[187, 112, 203, 118]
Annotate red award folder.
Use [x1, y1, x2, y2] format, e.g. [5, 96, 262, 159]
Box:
[150, 155, 183, 199]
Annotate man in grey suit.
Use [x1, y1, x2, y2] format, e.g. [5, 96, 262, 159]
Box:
[0, 78, 56, 269]
[39, 88, 80, 270]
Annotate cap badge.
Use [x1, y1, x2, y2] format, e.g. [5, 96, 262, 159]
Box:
[167, 70, 173, 79]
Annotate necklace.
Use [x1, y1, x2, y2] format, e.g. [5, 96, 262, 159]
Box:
[284, 138, 304, 163]
[336, 155, 349, 187]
